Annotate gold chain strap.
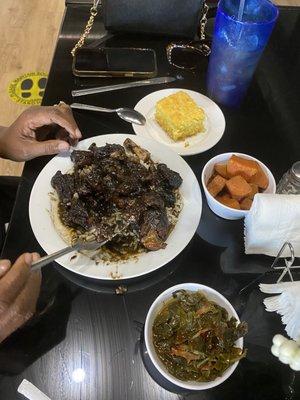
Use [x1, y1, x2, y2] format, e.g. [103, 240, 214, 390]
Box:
[199, 2, 209, 41]
[71, 0, 102, 57]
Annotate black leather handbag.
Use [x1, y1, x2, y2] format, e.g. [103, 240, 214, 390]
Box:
[71, 0, 209, 60]
[102, 0, 205, 38]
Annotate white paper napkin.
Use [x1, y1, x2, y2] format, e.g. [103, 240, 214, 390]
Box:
[244, 194, 300, 257]
[260, 281, 300, 341]
[18, 380, 51, 400]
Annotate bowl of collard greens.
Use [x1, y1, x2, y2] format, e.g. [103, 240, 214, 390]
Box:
[144, 283, 247, 390]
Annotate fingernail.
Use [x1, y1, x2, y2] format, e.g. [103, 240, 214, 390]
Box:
[32, 252, 40, 262]
[24, 253, 33, 265]
[58, 142, 70, 152]
[75, 128, 82, 138]
[0, 260, 11, 273]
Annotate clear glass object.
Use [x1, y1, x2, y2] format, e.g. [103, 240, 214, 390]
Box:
[276, 162, 300, 194]
[207, 0, 279, 108]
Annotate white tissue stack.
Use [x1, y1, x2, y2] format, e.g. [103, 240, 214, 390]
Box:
[244, 194, 300, 257]
[260, 281, 300, 341]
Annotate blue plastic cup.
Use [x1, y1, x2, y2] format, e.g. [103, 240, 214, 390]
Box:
[207, 0, 279, 108]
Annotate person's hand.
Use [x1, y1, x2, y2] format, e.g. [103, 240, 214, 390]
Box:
[0, 103, 82, 161]
[0, 253, 42, 343]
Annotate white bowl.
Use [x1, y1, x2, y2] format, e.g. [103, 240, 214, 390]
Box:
[201, 152, 276, 220]
[144, 283, 243, 391]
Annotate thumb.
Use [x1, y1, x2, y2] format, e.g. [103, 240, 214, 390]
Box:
[0, 260, 11, 279]
[27, 139, 70, 159]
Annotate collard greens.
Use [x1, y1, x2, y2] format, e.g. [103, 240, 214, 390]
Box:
[152, 290, 247, 382]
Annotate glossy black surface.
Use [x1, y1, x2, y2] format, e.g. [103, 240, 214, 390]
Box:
[1, 5, 300, 400]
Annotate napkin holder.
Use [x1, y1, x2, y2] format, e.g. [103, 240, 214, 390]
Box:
[257, 243, 300, 342]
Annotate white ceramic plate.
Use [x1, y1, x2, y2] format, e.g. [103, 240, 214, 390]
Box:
[29, 134, 202, 280]
[145, 283, 244, 390]
[133, 89, 226, 156]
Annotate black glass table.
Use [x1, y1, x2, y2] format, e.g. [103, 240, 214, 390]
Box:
[0, 4, 299, 400]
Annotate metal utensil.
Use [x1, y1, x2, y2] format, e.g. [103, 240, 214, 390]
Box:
[71, 76, 176, 97]
[70, 103, 146, 125]
[31, 239, 108, 272]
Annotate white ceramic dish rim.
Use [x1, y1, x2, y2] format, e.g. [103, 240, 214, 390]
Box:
[144, 282, 243, 390]
[201, 152, 276, 216]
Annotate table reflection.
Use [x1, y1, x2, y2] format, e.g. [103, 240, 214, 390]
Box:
[0, 280, 75, 375]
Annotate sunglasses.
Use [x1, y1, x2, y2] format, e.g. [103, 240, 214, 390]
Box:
[166, 40, 211, 70]
[166, 2, 211, 70]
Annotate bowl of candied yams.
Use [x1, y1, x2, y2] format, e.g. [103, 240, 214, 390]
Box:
[201, 153, 276, 220]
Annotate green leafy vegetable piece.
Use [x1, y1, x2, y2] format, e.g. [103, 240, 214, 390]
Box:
[152, 290, 248, 382]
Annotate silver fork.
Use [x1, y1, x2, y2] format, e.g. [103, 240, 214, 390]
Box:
[31, 239, 108, 272]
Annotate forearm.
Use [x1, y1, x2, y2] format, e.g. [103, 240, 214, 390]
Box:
[0, 126, 9, 159]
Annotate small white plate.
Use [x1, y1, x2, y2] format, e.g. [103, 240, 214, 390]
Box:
[133, 88, 226, 156]
[29, 134, 202, 281]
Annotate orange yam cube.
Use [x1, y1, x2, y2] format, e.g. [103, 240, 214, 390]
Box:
[216, 195, 241, 210]
[249, 183, 259, 199]
[207, 170, 217, 184]
[207, 174, 227, 197]
[227, 155, 258, 182]
[240, 197, 253, 210]
[250, 163, 269, 189]
[214, 163, 228, 179]
[225, 175, 252, 200]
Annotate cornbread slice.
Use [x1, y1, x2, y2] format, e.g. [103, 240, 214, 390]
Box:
[155, 91, 205, 141]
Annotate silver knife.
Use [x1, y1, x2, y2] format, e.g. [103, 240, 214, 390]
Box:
[72, 76, 176, 97]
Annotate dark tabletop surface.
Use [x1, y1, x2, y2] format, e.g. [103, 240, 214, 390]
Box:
[0, 4, 300, 400]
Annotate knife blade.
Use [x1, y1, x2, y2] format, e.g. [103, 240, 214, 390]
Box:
[72, 76, 176, 97]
